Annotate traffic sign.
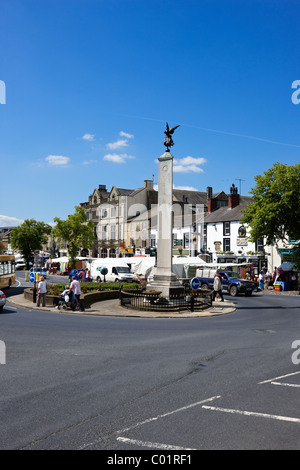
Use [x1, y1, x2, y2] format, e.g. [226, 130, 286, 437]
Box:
[29, 272, 36, 283]
[190, 277, 200, 290]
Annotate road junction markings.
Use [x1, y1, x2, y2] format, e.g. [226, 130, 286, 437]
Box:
[81, 372, 300, 450]
[116, 372, 300, 449]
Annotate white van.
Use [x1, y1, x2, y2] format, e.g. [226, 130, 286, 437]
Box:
[91, 259, 136, 283]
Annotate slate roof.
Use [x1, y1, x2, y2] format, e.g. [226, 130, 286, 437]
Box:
[172, 189, 208, 207]
[204, 196, 253, 223]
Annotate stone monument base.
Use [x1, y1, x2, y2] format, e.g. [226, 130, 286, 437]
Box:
[147, 272, 185, 299]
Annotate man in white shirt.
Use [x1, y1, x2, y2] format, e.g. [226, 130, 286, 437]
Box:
[212, 273, 224, 302]
[70, 276, 85, 312]
[37, 276, 47, 307]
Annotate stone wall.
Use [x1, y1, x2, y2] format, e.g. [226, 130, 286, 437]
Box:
[24, 288, 120, 307]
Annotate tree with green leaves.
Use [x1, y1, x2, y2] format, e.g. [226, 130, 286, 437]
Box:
[52, 206, 95, 269]
[10, 219, 52, 268]
[241, 162, 300, 267]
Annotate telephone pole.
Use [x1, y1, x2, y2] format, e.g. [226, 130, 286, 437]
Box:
[235, 178, 245, 195]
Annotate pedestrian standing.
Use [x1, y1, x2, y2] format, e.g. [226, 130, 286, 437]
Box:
[212, 273, 224, 302]
[69, 276, 85, 312]
[259, 271, 265, 290]
[37, 276, 47, 307]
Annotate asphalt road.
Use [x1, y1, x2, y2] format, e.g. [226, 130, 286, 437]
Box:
[1, 278, 300, 451]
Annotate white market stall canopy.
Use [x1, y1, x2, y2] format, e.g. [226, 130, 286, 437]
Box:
[131, 257, 251, 279]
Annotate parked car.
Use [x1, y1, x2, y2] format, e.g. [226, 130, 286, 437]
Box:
[0, 290, 6, 311]
[29, 267, 47, 279]
[68, 269, 82, 280]
[15, 261, 26, 270]
[91, 259, 136, 282]
[196, 268, 255, 296]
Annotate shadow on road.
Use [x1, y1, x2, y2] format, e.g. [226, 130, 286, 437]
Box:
[3, 285, 26, 299]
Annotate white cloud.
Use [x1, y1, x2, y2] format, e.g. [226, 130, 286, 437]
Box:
[153, 184, 199, 191]
[173, 184, 199, 191]
[120, 131, 134, 139]
[173, 155, 206, 173]
[106, 139, 129, 150]
[45, 155, 70, 166]
[82, 133, 95, 142]
[103, 153, 135, 164]
[173, 164, 204, 173]
[106, 131, 134, 150]
[0, 215, 24, 227]
[83, 159, 97, 165]
[174, 156, 206, 166]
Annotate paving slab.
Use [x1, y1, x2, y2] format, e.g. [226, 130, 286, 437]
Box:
[7, 293, 236, 318]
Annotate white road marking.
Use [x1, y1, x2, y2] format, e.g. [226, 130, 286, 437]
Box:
[271, 381, 300, 388]
[117, 437, 196, 450]
[258, 371, 300, 384]
[117, 395, 221, 434]
[79, 395, 221, 450]
[202, 405, 300, 424]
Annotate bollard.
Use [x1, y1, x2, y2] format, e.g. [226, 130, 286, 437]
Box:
[33, 287, 37, 303]
[190, 294, 195, 312]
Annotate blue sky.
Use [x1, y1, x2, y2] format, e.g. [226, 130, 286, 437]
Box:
[1, 0, 300, 227]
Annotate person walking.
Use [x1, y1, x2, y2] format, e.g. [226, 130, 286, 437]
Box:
[212, 273, 224, 302]
[37, 276, 47, 307]
[69, 276, 85, 312]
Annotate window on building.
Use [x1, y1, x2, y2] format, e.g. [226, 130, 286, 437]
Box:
[217, 200, 228, 208]
[102, 209, 107, 218]
[111, 225, 116, 240]
[111, 207, 116, 217]
[102, 225, 107, 240]
[223, 238, 231, 251]
[150, 235, 156, 248]
[223, 222, 230, 236]
[255, 239, 264, 253]
[184, 232, 190, 249]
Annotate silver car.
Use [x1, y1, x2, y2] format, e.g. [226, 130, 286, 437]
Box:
[0, 290, 6, 311]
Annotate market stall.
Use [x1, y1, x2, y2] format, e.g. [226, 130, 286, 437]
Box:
[274, 262, 297, 291]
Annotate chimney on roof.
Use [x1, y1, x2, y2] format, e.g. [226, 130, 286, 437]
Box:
[144, 179, 153, 190]
[207, 186, 216, 213]
[228, 184, 239, 209]
[98, 185, 107, 192]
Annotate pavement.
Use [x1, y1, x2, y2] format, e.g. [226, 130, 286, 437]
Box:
[7, 293, 237, 318]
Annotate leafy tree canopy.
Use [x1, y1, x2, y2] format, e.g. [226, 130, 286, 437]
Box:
[241, 162, 300, 246]
[52, 206, 95, 268]
[10, 219, 52, 268]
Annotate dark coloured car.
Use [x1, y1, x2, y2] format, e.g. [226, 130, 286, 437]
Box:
[68, 269, 82, 280]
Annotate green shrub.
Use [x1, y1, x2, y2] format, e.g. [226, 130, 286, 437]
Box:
[47, 281, 139, 296]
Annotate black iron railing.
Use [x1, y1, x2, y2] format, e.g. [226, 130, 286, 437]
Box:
[119, 286, 212, 312]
